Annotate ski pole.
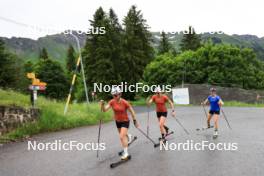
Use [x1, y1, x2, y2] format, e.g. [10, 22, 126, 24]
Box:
[97, 104, 103, 158]
[172, 116, 190, 135]
[147, 106, 150, 137]
[136, 127, 159, 148]
[221, 109, 232, 130]
[202, 104, 208, 120]
[97, 118, 102, 158]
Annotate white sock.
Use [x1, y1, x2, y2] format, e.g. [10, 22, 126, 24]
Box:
[124, 147, 128, 155]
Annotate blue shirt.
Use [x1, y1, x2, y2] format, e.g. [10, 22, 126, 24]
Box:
[208, 95, 221, 111]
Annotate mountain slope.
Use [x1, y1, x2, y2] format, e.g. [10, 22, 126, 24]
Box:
[1, 32, 264, 64]
[1, 32, 86, 65]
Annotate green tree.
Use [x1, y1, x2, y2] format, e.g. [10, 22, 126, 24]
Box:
[66, 45, 76, 73]
[0, 39, 27, 90]
[144, 43, 264, 90]
[180, 26, 202, 52]
[82, 7, 118, 100]
[123, 5, 154, 99]
[66, 45, 77, 101]
[35, 59, 69, 99]
[144, 53, 179, 86]
[39, 48, 48, 60]
[108, 8, 125, 83]
[24, 60, 34, 73]
[0, 39, 14, 88]
[158, 31, 171, 54]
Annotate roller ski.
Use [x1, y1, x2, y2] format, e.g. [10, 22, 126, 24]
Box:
[154, 135, 168, 148]
[110, 155, 131, 168]
[196, 125, 214, 131]
[158, 131, 174, 140]
[213, 130, 218, 139]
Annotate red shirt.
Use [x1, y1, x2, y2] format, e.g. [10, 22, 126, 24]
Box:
[109, 98, 130, 122]
[151, 95, 169, 112]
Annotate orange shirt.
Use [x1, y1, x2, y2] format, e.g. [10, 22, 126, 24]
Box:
[151, 95, 169, 112]
[109, 98, 130, 122]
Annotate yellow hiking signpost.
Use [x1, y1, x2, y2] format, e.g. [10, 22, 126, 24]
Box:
[27, 72, 47, 107]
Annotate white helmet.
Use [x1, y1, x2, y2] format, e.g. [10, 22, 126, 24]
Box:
[111, 86, 122, 95]
[154, 86, 162, 93]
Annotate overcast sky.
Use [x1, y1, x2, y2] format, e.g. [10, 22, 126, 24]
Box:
[0, 0, 263, 39]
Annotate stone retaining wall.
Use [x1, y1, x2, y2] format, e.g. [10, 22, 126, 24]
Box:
[177, 84, 264, 104]
[0, 106, 40, 135]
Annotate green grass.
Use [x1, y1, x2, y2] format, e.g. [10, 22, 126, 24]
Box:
[130, 98, 147, 106]
[0, 89, 111, 143]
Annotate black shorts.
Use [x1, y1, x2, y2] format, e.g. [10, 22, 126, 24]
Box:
[209, 110, 220, 115]
[156, 112, 168, 118]
[115, 121, 130, 129]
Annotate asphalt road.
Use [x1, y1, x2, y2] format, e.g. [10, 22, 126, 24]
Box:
[0, 106, 264, 176]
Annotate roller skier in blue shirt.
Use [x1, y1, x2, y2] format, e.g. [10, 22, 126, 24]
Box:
[202, 88, 224, 137]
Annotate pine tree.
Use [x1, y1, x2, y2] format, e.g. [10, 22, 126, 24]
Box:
[82, 6, 154, 100]
[180, 26, 202, 52]
[123, 5, 154, 99]
[108, 8, 124, 83]
[39, 48, 48, 60]
[66, 45, 76, 73]
[66, 45, 77, 101]
[0, 39, 26, 90]
[35, 59, 69, 99]
[0, 39, 14, 88]
[24, 60, 34, 73]
[0, 39, 4, 52]
[82, 7, 118, 99]
[158, 31, 171, 54]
